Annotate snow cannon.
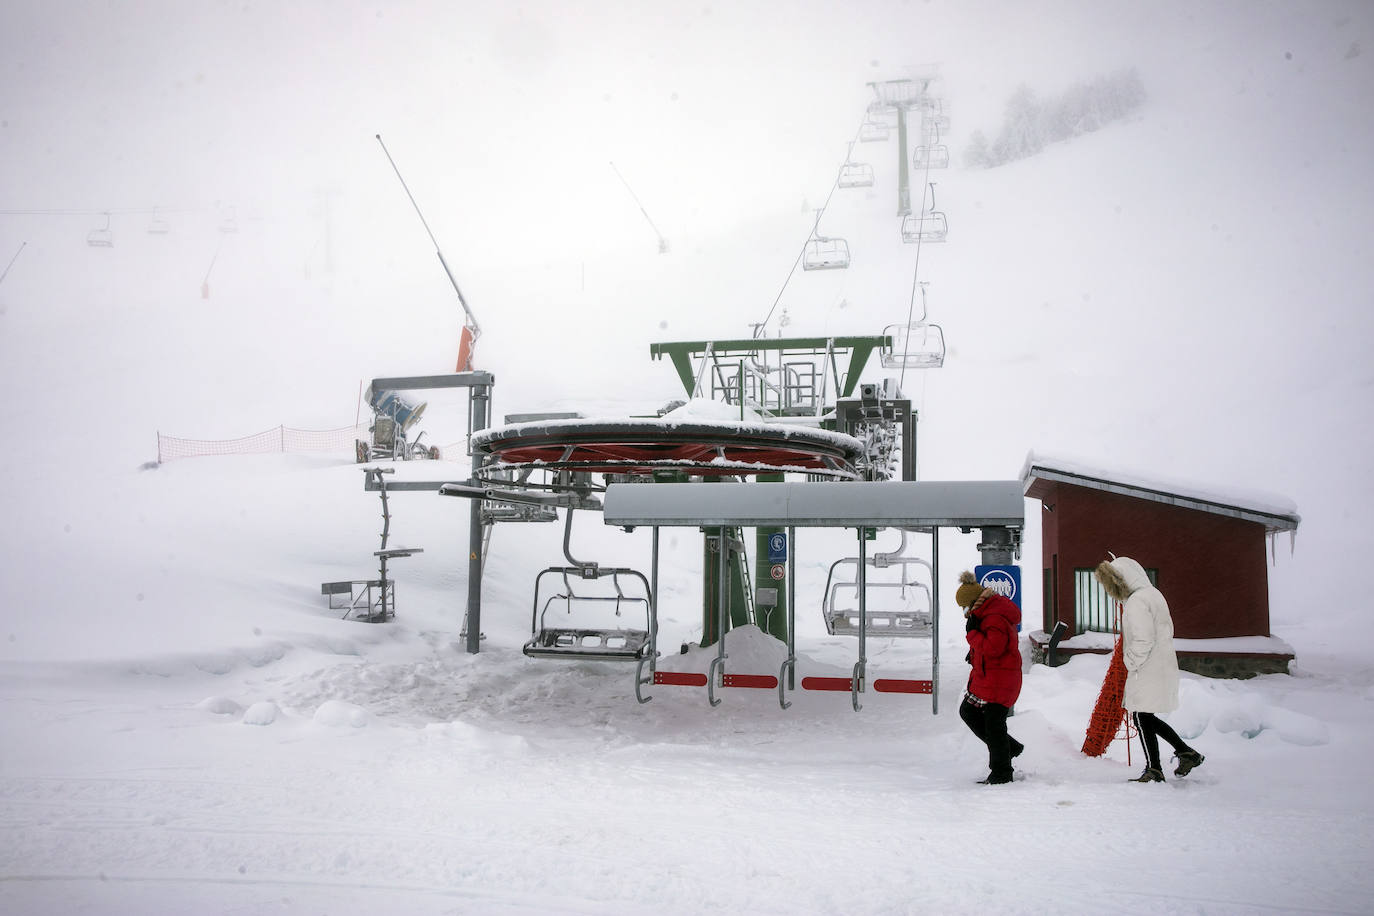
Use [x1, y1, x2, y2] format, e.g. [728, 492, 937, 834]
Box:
[367, 387, 427, 432]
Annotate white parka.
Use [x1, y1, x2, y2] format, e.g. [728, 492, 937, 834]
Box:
[1100, 556, 1180, 714]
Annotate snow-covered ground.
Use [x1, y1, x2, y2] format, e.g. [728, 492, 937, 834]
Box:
[3, 1, 1374, 913]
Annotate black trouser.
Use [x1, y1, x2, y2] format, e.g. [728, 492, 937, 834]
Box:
[959, 697, 1022, 778]
[1132, 711, 1189, 771]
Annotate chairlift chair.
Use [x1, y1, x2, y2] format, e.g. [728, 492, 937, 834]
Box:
[900, 211, 948, 244]
[821, 531, 935, 638]
[859, 119, 890, 143]
[802, 236, 851, 271]
[524, 566, 653, 662]
[86, 213, 113, 248]
[147, 209, 170, 234]
[218, 209, 239, 234]
[838, 161, 875, 189]
[922, 114, 950, 135]
[880, 322, 946, 369]
[913, 145, 950, 169]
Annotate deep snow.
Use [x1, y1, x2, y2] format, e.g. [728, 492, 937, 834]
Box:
[3, 1, 1374, 913]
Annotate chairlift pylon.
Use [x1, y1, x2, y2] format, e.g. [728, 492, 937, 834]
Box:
[86, 212, 113, 248]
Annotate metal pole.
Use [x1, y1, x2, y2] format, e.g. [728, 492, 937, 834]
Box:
[465, 383, 490, 653]
[857, 528, 868, 712]
[650, 527, 660, 672]
[931, 526, 940, 715]
[787, 525, 796, 690]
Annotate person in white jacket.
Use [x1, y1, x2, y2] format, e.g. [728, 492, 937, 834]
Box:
[1095, 556, 1206, 782]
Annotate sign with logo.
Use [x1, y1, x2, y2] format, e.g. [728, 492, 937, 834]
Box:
[767, 532, 788, 563]
[975, 564, 1021, 608]
[769, 564, 786, 581]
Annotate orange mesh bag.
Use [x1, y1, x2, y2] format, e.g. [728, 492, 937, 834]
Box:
[1081, 636, 1128, 757]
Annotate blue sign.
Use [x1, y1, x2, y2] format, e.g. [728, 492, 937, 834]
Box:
[767, 532, 788, 563]
[975, 564, 1021, 608]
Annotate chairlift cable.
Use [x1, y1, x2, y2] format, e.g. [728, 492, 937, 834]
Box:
[375, 134, 481, 339]
[755, 116, 867, 339]
[899, 158, 935, 391]
[0, 241, 25, 287]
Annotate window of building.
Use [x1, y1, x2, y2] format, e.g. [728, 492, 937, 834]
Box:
[1073, 566, 1158, 634]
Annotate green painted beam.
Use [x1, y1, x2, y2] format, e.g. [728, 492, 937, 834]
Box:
[650, 335, 893, 398]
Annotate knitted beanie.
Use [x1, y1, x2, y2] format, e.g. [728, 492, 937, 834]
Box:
[955, 570, 983, 609]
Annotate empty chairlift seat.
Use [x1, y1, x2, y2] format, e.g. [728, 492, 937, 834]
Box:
[880, 322, 946, 370]
[803, 236, 851, 271]
[838, 162, 875, 189]
[523, 567, 653, 662]
[821, 544, 935, 638]
[913, 145, 950, 169]
[859, 118, 890, 142]
[901, 211, 947, 244]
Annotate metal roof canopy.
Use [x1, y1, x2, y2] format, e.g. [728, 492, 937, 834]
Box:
[602, 480, 1024, 529]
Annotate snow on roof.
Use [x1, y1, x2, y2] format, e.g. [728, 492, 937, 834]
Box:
[1021, 450, 1300, 531]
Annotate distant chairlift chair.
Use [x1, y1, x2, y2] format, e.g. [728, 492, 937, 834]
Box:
[838, 161, 875, 189]
[901, 210, 948, 244]
[803, 236, 851, 271]
[912, 145, 950, 169]
[859, 118, 890, 143]
[880, 322, 946, 369]
[86, 213, 113, 248]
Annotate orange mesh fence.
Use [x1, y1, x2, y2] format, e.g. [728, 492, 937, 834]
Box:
[158, 424, 368, 462]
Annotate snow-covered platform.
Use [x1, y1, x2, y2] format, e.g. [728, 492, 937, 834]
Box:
[1028, 629, 1296, 678]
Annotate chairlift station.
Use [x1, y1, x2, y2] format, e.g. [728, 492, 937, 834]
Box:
[331, 79, 1023, 714]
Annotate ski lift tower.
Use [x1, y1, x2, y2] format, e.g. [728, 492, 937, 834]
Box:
[866, 78, 932, 218]
[647, 334, 916, 644]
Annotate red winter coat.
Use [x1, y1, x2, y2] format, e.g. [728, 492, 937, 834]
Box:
[965, 591, 1023, 707]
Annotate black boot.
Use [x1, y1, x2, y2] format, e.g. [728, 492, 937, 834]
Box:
[1174, 749, 1205, 777]
[978, 771, 1014, 785]
[1130, 767, 1165, 783]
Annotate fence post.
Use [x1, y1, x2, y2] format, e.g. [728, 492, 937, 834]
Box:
[156, 431, 161, 464]
[279, 425, 286, 453]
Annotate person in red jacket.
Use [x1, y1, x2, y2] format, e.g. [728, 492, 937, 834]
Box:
[956, 570, 1025, 784]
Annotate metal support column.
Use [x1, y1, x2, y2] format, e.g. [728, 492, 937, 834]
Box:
[465, 382, 490, 653]
[931, 526, 940, 714]
[977, 526, 1016, 566]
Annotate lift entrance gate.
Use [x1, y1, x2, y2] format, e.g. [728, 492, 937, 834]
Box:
[602, 480, 1024, 714]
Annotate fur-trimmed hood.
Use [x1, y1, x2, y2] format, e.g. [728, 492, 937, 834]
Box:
[1095, 556, 1151, 602]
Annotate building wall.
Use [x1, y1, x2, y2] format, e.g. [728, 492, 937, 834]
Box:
[1034, 482, 1272, 639]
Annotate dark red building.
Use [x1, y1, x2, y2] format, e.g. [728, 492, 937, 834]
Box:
[1022, 455, 1301, 677]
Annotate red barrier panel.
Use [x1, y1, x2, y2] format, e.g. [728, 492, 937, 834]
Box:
[873, 678, 933, 694]
[721, 674, 778, 689]
[654, 671, 708, 687]
[801, 676, 855, 692]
